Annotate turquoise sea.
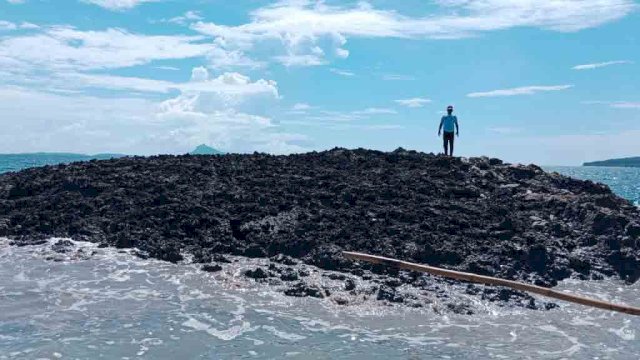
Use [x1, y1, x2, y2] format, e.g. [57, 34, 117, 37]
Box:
[1, 155, 639, 359]
[544, 166, 640, 206]
[0, 153, 124, 174]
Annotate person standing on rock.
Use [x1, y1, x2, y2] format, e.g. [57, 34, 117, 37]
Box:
[438, 105, 459, 156]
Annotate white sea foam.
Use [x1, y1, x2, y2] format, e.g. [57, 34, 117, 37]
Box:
[1, 238, 639, 359]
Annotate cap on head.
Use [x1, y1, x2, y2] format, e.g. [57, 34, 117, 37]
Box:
[447, 105, 454, 111]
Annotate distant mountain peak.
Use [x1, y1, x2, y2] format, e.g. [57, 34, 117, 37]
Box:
[190, 144, 224, 155]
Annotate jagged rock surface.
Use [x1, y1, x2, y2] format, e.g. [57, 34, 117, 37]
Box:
[1, 148, 639, 307]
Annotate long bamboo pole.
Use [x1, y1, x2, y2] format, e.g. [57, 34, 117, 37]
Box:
[343, 251, 640, 316]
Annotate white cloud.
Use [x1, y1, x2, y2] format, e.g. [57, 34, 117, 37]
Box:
[487, 127, 522, 134]
[0, 80, 304, 154]
[582, 100, 640, 109]
[0, 26, 215, 71]
[0, 21, 40, 31]
[611, 102, 640, 109]
[0, 67, 279, 99]
[395, 97, 432, 107]
[167, 11, 203, 25]
[18, 22, 39, 29]
[81, 0, 157, 10]
[192, 0, 637, 67]
[0, 21, 17, 31]
[572, 60, 633, 70]
[156, 66, 180, 71]
[353, 107, 397, 115]
[287, 102, 314, 115]
[297, 106, 398, 123]
[381, 74, 415, 81]
[274, 53, 326, 67]
[190, 66, 209, 82]
[335, 48, 349, 58]
[6, 0, 25, 4]
[292, 103, 312, 111]
[362, 124, 403, 130]
[467, 85, 573, 97]
[329, 68, 355, 77]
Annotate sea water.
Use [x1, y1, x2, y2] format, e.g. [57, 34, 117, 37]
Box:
[545, 166, 640, 207]
[1, 156, 639, 359]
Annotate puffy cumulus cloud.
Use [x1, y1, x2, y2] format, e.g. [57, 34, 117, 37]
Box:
[81, 0, 157, 11]
[0, 26, 215, 71]
[192, 0, 637, 67]
[190, 66, 209, 82]
[154, 101, 308, 154]
[467, 85, 573, 97]
[164, 70, 280, 115]
[0, 67, 303, 155]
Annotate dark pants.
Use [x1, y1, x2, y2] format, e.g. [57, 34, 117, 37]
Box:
[443, 131, 454, 156]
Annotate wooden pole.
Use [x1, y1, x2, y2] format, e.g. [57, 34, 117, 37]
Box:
[343, 251, 640, 316]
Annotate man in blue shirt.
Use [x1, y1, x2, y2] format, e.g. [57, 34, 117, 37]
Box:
[438, 105, 459, 156]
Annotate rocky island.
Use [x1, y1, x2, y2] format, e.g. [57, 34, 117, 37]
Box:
[1, 148, 639, 313]
[583, 156, 640, 167]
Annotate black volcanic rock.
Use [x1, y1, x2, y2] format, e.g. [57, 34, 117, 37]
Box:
[1, 148, 640, 300]
[201, 264, 223, 273]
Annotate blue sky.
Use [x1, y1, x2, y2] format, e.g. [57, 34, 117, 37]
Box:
[0, 0, 638, 165]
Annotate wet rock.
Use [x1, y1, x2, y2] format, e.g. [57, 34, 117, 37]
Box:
[297, 268, 310, 277]
[333, 296, 349, 305]
[212, 254, 232, 263]
[270, 254, 298, 265]
[134, 250, 149, 259]
[280, 268, 299, 281]
[0, 218, 9, 236]
[376, 285, 403, 303]
[446, 302, 474, 315]
[51, 239, 74, 253]
[149, 245, 183, 263]
[326, 273, 346, 281]
[244, 267, 269, 279]
[284, 282, 325, 298]
[344, 278, 357, 291]
[202, 264, 222, 273]
[568, 256, 591, 274]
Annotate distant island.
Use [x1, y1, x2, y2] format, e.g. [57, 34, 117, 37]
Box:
[583, 157, 640, 167]
[189, 144, 224, 155]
